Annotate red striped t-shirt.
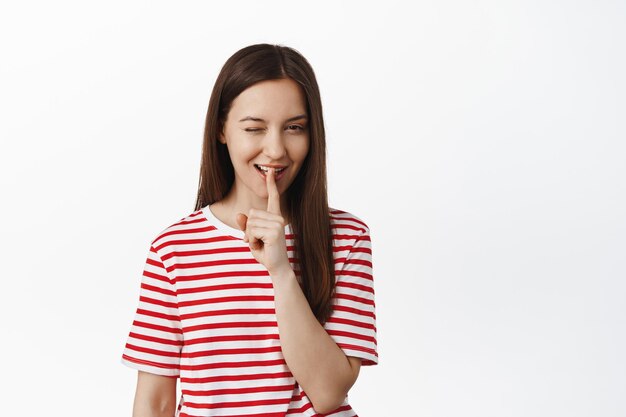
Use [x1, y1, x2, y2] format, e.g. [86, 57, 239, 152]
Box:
[121, 205, 378, 417]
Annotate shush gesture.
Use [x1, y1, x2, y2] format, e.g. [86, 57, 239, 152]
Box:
[236, 168, 292, 277]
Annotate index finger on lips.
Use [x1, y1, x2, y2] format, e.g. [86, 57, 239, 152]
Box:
[266, 168, 282, 216]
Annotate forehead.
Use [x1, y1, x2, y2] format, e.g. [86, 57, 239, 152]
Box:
[228, 78, 307, 120]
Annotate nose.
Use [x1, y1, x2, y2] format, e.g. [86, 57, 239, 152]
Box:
[262, 128, 287, 160]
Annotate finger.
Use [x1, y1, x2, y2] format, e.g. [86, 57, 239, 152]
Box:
[266, 168, 282, 216]
[246, 218, 283, 232]
[236, 213, 249, 242]
[247, 224, 282, 246]
[247, 232, 262, 249]
[236, 213, 248, 232]
[246, 208, 282, 222]
[246, 226, 266, 250]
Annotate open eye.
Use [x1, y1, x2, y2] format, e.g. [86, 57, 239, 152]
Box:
[286, 124, 305, 132]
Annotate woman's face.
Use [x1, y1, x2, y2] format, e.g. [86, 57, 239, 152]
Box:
[219, 78, 310, 205]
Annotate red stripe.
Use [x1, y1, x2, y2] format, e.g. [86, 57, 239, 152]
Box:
[136, 308, 179, 321]
[332, 246, 371, 259]
[161, 210, 203, 229]
[140, 295, 177, 309]
[331, 223, 367, 233]
[156, 224, 216, 240]
[355, 232, 370, 242]
[171, 258, 304, 275]
[183, 320, 277, 333]
[334, 292, 375, 306]
[122, 353, 179, 370]
[162, 244, 280, 262]
[332, 210, 368, 227]
[286, 404, 314, 415]
[169, 246, 252, 258]
[347, 246, 372, 255]
[181, 345, 282, 359]
[338, 269, 373, 281]
[125, 343, 181, 358]
[128, 332, 182, 346]
[181, 371, 293, 384]
[179, 358, 287, 371]
[174, 269, 269, 283]
[183, 332, 279, 346]
[155, 234, 292, 253]
[289, 388, 306, 402]
[335, 280, 374, 294]
[337, 343, 378, 358]
[172, 257, 259, 270]
[154, 236, 243, 252]
[288, 401, 354, 416]
[342, 258, 373, 269]
[180, 307, 275, 321]
[184, 397, 292, 409]
[133, 320, 182, 334]
[333, 245, 354, 253]
[182, 382, 295, 396]
[145, 256, 168, 270]
[178, 295, 274, 309]
[326, 315, 376, 331]
[181, 412, 288, 417]
[331, 304, 376, 319]
[141, 282, 176, 296]
[172, 215, 205, 226]
[142, 269, 169, 283]
[331, 233, 367, 241]
[158, 234, 355, 254]
[327, 328, 377, 344]
[176, 281, 273, 295]
[152, 208, 363, 239]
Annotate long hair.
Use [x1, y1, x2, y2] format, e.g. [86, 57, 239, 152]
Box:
[194, 43, 335, 325]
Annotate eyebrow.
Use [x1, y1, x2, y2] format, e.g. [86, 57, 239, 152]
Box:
[238, 114, 308, 123]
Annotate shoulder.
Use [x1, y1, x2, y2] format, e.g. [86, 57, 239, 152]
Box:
[149, 208, 207, 250]
[329, 207, 374, 269]
[329, 207, 372, 256]
[329, 206, 370, 236]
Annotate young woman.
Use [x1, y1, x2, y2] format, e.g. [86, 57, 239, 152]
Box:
[121, 43, 378, 417]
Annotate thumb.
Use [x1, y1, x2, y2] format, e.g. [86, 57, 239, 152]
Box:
[236, 213, 249, 243]
[236, 213, 248, 231]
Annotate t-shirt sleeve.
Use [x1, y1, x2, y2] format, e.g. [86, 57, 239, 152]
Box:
[120, 244, 183, 377]
[324, 224, 379, 366]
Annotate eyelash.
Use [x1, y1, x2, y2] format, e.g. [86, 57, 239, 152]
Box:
[245, 125, 305, 133]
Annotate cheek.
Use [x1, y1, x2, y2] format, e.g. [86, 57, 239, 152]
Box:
[228, 142, 256, 163]
[293, 138, 310, 162]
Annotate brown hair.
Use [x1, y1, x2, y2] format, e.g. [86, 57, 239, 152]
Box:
[194, 43, 335, 325]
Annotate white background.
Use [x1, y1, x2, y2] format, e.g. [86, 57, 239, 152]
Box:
[1, 1, 625, 416]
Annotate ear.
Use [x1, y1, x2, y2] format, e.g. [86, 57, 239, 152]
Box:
[218, 125, 226, 144]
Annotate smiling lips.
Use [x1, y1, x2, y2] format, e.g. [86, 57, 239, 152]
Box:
[254, 164, 287, 180]
[255, 164, 285, 172]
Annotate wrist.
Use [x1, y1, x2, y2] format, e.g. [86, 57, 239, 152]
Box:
[269, 265, 295, 282]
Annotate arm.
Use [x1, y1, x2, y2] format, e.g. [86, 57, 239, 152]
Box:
[271, 268, 362, 414]
[132, 371, 178, 417]
[242, 172, 373, 413]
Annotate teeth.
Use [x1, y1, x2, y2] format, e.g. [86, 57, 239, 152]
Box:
[256, 165, 285, 173]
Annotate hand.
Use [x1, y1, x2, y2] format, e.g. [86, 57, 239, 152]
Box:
[235, 168, 292, 277]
